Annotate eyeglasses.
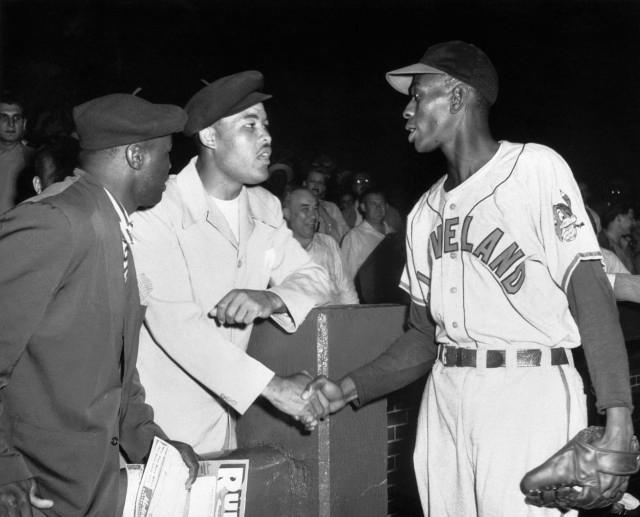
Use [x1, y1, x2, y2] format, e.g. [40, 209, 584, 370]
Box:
[355, 178, 370, 184]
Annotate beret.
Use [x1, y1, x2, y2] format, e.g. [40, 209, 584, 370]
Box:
[73, 94, 187, 150]
[183, 70, 272, 136]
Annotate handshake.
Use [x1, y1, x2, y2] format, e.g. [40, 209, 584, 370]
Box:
[261, 373, 358, 430]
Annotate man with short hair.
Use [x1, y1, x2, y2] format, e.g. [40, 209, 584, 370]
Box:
[341, 188, 395, 281]
[305, 41, 635, 517]
[339, 190, 358, 228]
[0, 94, 198, 516]
[349, 171, 404, 232]
[0, 95, 33, 213]
[131, 71, 331, 455]
[304, 168, 349, 243]
[284, 187, 358, 305]
[30, 137, 79, 195]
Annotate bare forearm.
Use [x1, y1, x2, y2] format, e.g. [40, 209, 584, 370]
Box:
[613, 274, 640, 304]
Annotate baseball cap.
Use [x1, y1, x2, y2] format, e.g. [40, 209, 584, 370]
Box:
[73, 94, 187, 150]
[183, 70, 272, 136]
[386, 40, 499, 105]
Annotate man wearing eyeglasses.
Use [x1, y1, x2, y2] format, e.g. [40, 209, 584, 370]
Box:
[0, 94, 33, 214]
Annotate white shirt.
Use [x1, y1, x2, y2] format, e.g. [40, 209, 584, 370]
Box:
[318, 199, 350, 243]
[341, 220, 394, 281]
[602, 247, 630, 289]
[210, 195, 240, 241]
[307, 233, 359, 304]
[103, 187, 132, 246]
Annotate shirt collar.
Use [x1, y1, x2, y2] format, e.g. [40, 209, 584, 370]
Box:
[177, 156, 279, 230]
[103, 187, 133, 246]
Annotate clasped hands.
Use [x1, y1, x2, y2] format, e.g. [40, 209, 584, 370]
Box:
[209, 289, 354, 429]
[210, 289, 285, 326]
[262, 373, 353, 431]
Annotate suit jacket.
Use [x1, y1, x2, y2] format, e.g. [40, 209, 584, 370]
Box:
[131, 157, 330, 454]
[0, 172, 166, 516]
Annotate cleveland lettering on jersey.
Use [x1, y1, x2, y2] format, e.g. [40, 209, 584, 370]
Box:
[429, 215, 526, 294]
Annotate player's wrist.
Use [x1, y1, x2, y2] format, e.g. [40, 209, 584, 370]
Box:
[603, 407, 634, 443]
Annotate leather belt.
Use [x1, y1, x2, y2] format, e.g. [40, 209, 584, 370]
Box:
[438, 346, 569, 368]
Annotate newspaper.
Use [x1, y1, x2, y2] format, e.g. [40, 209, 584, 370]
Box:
[123, 437, 249, 517]
[122, 464, 144, 517]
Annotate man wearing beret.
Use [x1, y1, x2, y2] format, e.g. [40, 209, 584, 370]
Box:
[131, 71, 331, 454]
[0, 94, 199, 516]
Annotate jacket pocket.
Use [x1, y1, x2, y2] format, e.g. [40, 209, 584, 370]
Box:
[12, 418, 107, 516]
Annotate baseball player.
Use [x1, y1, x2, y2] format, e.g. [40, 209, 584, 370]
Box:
[304, 41, 635, 516]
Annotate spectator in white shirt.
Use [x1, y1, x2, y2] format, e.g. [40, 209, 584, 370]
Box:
[341, 188, 395, 281]
[284, 187, 358, 305]
[303, 168, 349, 243]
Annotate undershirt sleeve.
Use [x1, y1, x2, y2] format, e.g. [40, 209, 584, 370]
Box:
[567, 260, 632, 412]
[349, 302, 437, 407]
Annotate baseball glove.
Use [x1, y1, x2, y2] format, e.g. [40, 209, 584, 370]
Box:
[520, 426, 640, 511]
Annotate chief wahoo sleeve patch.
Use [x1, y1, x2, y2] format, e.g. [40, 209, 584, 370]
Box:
[553, 191, 584, 242]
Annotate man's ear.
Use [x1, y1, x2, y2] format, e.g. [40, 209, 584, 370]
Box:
[283, 206, 291, 220]
[358, 201, 366, 214]
[125, 143, 145, 170]
[450, 84, 466, 114]
[198, 126, 216, 150]
[32, 176, 42, 194]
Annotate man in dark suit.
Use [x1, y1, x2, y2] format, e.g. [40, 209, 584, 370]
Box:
[0, 94, 198, 516]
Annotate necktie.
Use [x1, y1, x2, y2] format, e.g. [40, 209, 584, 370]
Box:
[121, 221, 133, 283]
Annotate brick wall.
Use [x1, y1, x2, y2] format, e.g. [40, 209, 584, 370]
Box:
[386, 378, 426, 517]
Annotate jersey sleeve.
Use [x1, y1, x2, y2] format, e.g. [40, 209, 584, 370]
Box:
[528, 146, 602, 291]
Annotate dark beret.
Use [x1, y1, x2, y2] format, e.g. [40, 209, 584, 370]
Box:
[73, 94, 187, 150]
[183, 70, 272, 136]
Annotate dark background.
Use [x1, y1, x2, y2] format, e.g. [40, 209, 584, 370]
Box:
[2, 0, 639, 209]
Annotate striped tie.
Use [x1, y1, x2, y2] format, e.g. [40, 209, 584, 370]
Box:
[123, 240, 130, 282]
[122, 222, 133, 282]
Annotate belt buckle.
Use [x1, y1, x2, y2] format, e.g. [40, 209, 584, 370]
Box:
[441, 346, 456, 366]
[516, 349, 542, 367]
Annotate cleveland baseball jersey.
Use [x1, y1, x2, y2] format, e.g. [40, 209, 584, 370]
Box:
[400, 140, 602, 350]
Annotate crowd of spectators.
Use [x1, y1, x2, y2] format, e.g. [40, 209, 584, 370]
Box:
[8, 88, 640, 311]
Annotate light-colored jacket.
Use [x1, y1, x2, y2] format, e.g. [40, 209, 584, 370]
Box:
[131, 157, 330, 454]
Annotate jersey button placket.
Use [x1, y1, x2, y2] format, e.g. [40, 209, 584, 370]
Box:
[446, 200, 462, 339]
